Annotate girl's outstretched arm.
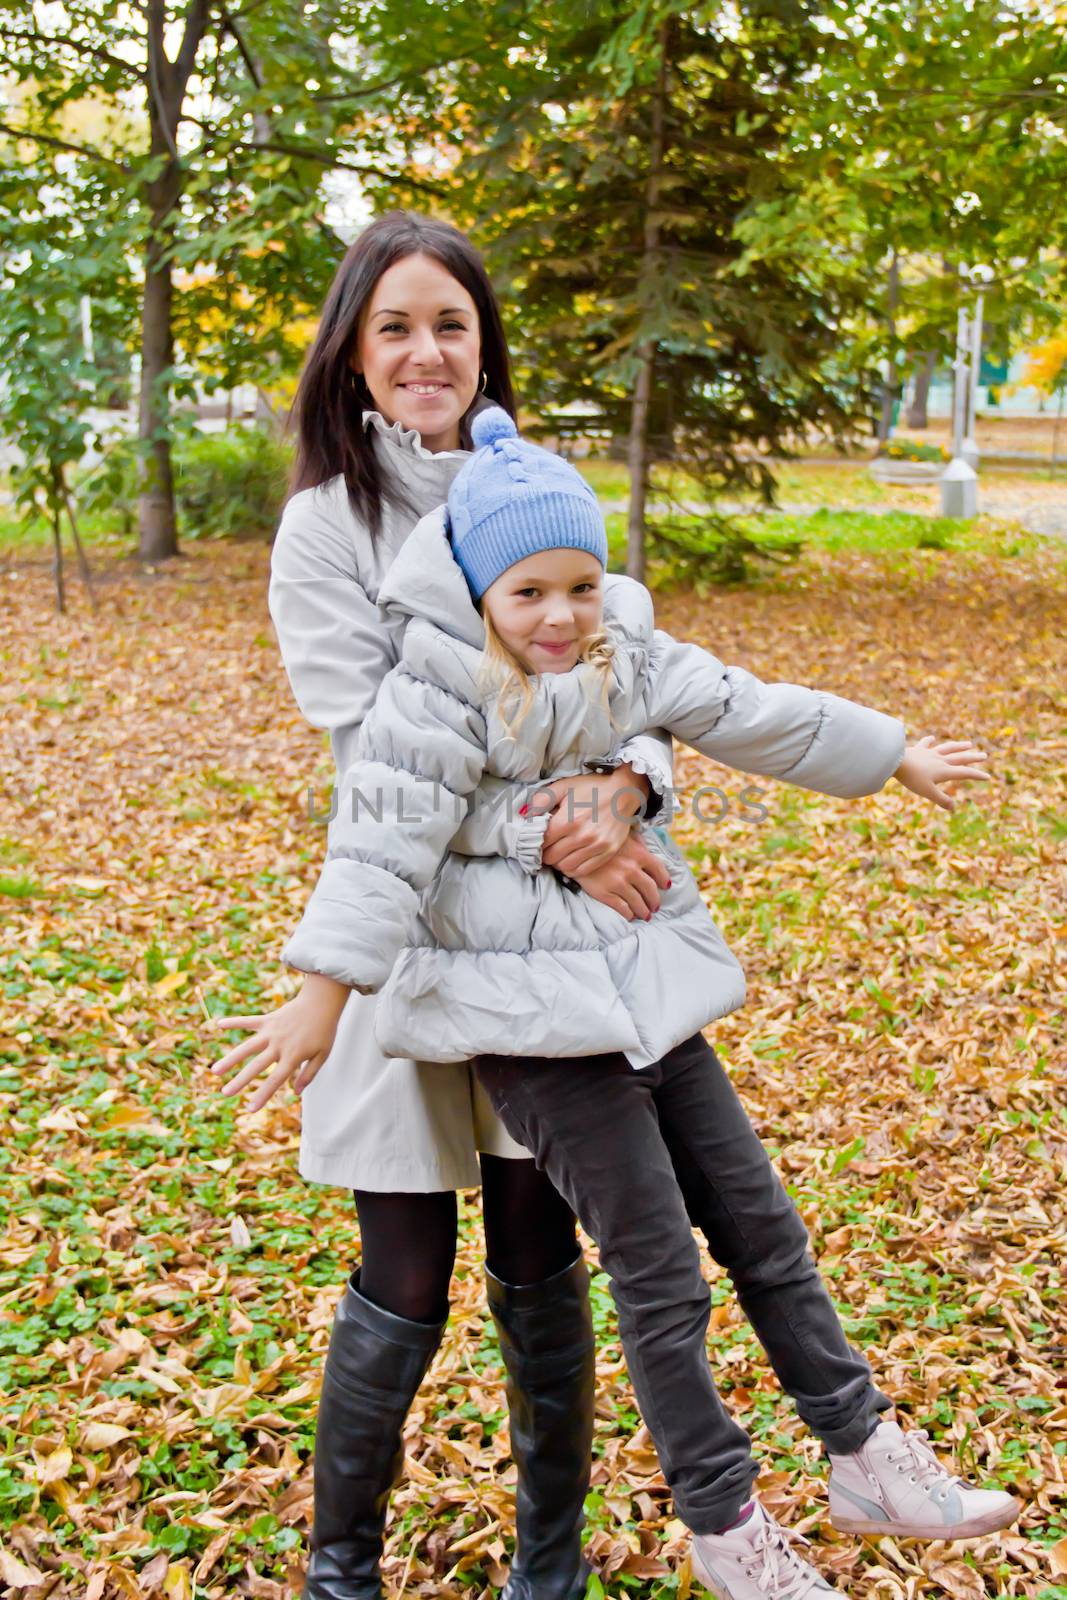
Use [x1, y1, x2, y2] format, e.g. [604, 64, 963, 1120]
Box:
[644, 629, 907, 798]
[644, 632, 990, 808]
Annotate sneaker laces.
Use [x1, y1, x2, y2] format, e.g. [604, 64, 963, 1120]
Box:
[741, 1517, 827, 1598]
[884, 1428, 959, 1497]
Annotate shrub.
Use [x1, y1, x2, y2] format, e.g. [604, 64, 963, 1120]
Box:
[175, 425, 292, 541]
[605, 510, 802, 588]
[882, 438, 947, 463]
[79, 423, 293, 543]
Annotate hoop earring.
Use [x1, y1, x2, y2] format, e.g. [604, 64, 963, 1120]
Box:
[479, 370, 488, 394]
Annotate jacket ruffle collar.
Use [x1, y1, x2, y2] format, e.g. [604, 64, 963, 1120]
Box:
[363, 410, 471, 466]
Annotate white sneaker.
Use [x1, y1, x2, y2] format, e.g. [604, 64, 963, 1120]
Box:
[828, 1420, 1020, 1539]
[692, 1503, 836, 1599]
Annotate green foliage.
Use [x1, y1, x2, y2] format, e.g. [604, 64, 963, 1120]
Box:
[640, 512, 803, 589]
[175, 427, 292, 542]
[75, 426, 291, 544]
[377, 2, 873, 509]
[0, 157, 134, 541]
[736, 0, 1067, 395]
[0, 0, 405, 555]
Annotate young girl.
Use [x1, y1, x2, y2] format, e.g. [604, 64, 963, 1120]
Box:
[216, 410, 1017, 1598]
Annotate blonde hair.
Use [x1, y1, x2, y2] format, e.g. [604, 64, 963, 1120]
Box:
[480, 607, 617, 743]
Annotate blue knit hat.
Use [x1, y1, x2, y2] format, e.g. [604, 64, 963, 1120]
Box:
[447, 408, 608, 600]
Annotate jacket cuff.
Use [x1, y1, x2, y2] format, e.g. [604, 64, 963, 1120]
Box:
[582, 749, 675, 824]
[510, 809, 551, 874]
[281, 857, 416, 990]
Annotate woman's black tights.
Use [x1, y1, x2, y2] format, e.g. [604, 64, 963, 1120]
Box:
[354, 1154, 579, 1324]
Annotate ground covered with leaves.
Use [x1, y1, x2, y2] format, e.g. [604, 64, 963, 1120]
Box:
[0, 526, 1063, 1599]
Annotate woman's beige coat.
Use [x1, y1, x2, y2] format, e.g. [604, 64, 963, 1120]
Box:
[267, 412, 673, 1189]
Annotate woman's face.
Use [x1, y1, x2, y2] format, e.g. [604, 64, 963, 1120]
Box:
[482, 549, 604, 676]
[353, 253, 481, 453]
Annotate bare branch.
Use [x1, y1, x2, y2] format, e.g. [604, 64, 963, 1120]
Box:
[174, 0, 212, 88]
[147, 0, 181, 159]
[218, 4, 262, 88]
[0, 120, 132, 172]
[0, 23, 145, 80]
[229, 136, 448, 195]
[219, 0, 274, 22]
[304, 48, 495, 106]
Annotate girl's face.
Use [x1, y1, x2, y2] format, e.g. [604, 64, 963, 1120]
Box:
[353, 253, 481, 453]
[482, 550, 604, 675]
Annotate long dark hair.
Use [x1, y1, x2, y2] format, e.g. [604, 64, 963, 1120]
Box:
[290, 212, 516, 535]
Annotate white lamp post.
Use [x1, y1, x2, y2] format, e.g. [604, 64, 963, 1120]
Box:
[960, 292, 984, 469]
[960, 265, 993, 470]
[941, 303, 977, 518]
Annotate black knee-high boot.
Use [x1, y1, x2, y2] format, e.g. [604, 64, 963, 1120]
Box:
[304, 1270, 445, 1600]
[488, 1255, 595, 1600]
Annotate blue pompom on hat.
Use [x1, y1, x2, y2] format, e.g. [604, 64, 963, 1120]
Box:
[447, 407, 608, 599]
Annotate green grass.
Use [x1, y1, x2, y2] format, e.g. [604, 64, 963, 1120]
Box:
[0, 875, 47, 898]
[573, 459, 634, 498]
[0, 504, 130, 555]
[739, 506, 1045, 559]
[577, 455, 1061, 509]
[602, 505, 1046, 581]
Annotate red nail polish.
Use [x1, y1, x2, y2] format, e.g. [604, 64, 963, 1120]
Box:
[519, 805, 528, 816]
[666, 879, 672, 887]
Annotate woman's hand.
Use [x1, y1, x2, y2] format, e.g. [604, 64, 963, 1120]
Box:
[569, 831, 672, 921]
[534, 765, 653, 878]
[207, 973, 350, 1111]
[893, 736, 989, 811]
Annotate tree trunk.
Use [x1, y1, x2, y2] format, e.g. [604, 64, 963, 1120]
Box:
[625, 25, 669, 584]
[137, 0, 209, 563]
[138, 224, 179, 560]
[61, 477, 98, 610]
[1052, 384, 1064, 476]
[876, 250, 900, 445]
[625, 347, 655, 583]
[49, 482, 66, 615]
[906, 352, 936, 428]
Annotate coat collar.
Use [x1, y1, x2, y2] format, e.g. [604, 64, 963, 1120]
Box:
[361, 411, 472, 522]
[376, 505, 486, 647]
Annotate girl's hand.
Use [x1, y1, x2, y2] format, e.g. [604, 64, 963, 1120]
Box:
[535, 765, 653, 877]
[570, 831, 672, 921]
[207, 974, 350, 1112]
[893, 736, 989, 811]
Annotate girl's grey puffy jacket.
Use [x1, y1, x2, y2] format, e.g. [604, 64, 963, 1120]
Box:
[284, 508, 906, 1069]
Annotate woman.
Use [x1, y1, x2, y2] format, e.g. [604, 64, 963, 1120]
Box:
[240, 211, 675, 1600]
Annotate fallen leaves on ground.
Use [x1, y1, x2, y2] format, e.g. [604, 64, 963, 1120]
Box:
[0, 532, 1063, 1598]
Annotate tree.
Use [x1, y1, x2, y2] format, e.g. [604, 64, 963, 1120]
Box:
[734, 0, 1067, 445]
[0, 151, 133, 607]
[368, 0, 881, 579]
[0, 0, 445, 560]
[1016, 332, 1067, 470]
